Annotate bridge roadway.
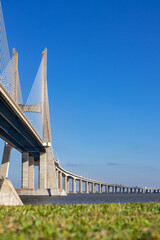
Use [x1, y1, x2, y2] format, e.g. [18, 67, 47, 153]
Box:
[55, 161, 160, 194]
[0, 82, 45, 160]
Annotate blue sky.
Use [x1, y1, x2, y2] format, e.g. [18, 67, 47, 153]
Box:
[0, 0, 160, 188]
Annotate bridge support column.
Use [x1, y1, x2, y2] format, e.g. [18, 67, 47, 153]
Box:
[67, 177, 70, 193]
[72, 178, 76, 193]
[99, 184, 102, 193]
[22, 152, 29, 188]
[59, 171, 62, 190]
[0, 143, 12, 178]
[56, 168, 58, 183]
[86, 181, 89, 194]
[105, 185, 108, 193]
[92, 182, 95, 193]
[28, 156, 34, 189]
[79, 179, 82, 193]
[64, 175, 68, 193]
[39, 153, 47, 189]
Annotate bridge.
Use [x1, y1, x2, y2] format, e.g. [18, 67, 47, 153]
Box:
[0, 2, 159, 205]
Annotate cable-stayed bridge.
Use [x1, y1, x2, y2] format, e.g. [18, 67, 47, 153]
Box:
[0, 2, 159, 205]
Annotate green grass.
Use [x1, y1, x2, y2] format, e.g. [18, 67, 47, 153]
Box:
[0, 203, 160, 239]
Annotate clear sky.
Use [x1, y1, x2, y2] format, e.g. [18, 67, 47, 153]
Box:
[0, 0, 160, 188]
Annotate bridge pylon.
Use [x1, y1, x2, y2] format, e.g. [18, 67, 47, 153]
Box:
[17, 49, 64, 196]
[39, 48, 58, 191]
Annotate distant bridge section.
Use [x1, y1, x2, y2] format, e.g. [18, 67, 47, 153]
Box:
[55, 161, 160, 194]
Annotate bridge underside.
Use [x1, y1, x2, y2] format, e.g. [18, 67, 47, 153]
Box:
[0, 93, 45, 160]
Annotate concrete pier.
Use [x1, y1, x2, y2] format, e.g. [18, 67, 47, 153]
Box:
[59, 171, 62, 190]
[22, 152, 29, 188]
[72, 178, 76, 193]
[28, 156, 34, 189]
[79, 179, 82, 193]
[0, 144, 12, 178]
[92, 182, 95, 193]
[64, 175, 68, 193]
[86, 181, 89, 194]
[99, 184, 102, 193]
[39, 153, 47, 189]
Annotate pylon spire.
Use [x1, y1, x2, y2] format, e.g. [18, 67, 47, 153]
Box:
[42, 48, 52, 143]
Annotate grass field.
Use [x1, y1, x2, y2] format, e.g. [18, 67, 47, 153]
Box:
[0, 203, 160, 239]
